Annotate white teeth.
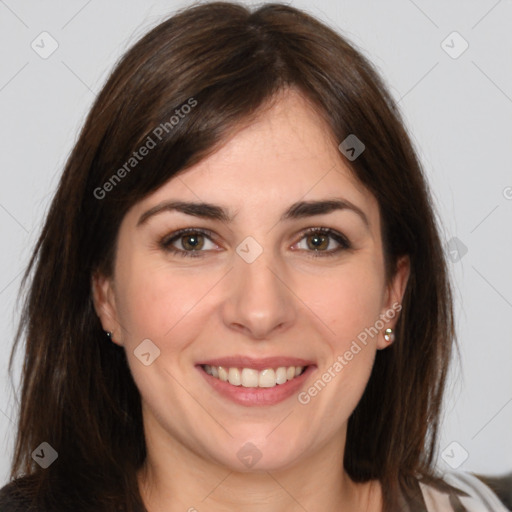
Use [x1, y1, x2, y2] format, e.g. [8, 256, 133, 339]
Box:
[202, 365, 306, 388]
[275, 367, 288, 384]
[218, 366, 228, 382]
[259, 369, 276, 388]
[228, 367, 241, 386]
[241, 368, 259, 387]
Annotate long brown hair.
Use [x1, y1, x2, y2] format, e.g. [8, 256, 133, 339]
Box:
[7, 2, 468, 510]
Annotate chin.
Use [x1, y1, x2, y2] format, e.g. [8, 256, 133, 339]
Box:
[212, 434, 305, 473]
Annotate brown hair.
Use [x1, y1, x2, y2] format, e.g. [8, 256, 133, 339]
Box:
[6, 2, 468, 510]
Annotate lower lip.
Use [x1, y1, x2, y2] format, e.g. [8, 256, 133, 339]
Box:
[197, 365, 315, 406]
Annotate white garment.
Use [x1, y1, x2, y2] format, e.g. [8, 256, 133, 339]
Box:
[419, 471, 509, 512]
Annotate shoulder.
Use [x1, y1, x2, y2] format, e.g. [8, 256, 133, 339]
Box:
[0, 476, 40, 512]
[472, 472, 512, 511]
[418, 470, 510, 511]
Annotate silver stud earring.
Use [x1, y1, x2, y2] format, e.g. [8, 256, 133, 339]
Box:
[384, 328, 395, 343]
[105, 331, 113, 339]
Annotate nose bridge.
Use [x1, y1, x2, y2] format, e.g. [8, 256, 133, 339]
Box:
[222, 241, 296, 338]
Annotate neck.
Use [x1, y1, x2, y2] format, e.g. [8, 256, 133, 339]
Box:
[137, 419, 379, 512]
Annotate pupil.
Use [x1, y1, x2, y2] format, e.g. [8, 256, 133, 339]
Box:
[309, 234, 327, 250]
[184, 234, 202, 250]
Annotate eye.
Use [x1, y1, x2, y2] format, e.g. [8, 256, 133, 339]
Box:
[159, 227, 351, 259]
[159, 228, 219, 258]
[293, 228, 351, 257]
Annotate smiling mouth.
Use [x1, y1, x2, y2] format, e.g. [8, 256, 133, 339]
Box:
[200, 364, 307, 388]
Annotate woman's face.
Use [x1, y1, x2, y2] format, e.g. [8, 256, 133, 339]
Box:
[94, 88, 409, 473]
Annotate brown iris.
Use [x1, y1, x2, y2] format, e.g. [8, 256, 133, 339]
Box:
[181, 233, 205, 251]
[306, 232, 329, 251]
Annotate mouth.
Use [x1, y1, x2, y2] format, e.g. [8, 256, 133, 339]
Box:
[200, 364, 307, 388]
[196, 357, 315, 406]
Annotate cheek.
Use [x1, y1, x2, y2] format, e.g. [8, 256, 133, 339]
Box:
[303, 260, 385, 344]
[113, 252, 220, 343]
[299, 265, 385, 415]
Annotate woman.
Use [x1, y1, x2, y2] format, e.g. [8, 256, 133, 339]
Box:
[0, 2, 508, 511]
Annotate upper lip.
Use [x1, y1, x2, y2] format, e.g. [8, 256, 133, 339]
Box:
[197, 356, 315, 371]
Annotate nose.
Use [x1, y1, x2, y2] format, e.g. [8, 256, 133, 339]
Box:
[221, 248, 297, 340]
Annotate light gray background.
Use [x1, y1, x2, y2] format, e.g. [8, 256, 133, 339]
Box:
[1, 0, 511, 485]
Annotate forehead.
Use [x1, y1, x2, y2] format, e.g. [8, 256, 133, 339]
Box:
[129, 89, 380, 229]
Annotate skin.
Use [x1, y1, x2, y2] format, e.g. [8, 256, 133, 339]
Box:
[93, 88, 410, 512]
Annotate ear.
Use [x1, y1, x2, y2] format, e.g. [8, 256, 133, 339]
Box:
[91, 271, 123, 346]
[376, 255, 410, 350]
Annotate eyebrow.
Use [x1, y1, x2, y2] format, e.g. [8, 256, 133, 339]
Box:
[137, 198, 369, 228]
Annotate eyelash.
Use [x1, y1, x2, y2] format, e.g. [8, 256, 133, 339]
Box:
[159, 227, 351, 259]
